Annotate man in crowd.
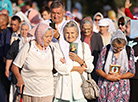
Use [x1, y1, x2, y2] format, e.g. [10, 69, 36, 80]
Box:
[0, 14, 10, 102]
[42, 0, 66, 41]
[10, 16, 21, 44]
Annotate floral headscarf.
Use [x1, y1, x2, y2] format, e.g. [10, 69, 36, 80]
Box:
[28, 22, 53, 48]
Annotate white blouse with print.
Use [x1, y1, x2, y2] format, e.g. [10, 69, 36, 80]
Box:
[13, 41, 54, 97]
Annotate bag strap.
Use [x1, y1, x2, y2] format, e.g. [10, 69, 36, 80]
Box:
[81, 42, 92, 80]
[49, 45, 54, 66]
[21, 41, 31, 69]
[27, 41, 31, 53]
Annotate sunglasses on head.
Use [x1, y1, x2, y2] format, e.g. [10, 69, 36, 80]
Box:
[118, 22, 125, 26]
[95, 19, 100, 21]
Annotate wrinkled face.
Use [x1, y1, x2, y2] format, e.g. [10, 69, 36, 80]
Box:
[64, 27, 78, 43]
[94, 16, 101, 25]
[51, 6, 65, 24]
[42, 11, 51, 20]
[82, 23, 93, 36]
[112, 42, 124, 53]
[99, 26, 108, 34]
[43, 29, 53, 47]
[118, 22, 126, 32]
[20, 25, 29, 37]
[125, 22, 130, 36]
[11, 20, 20, 32]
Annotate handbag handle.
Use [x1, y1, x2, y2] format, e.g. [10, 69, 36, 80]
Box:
[81, 42, 92, 80]
[81, 73, 92, 82]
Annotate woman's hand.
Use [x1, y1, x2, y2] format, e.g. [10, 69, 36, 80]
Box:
[106, 72, 121, 81]
[60, 58, 65, 64]
[16, 77, 25, 94]
[69, 52, 81, 62]
[5, 70, 9, 78]
[71, 66, 86, 74]
[77, 66, 86, 74]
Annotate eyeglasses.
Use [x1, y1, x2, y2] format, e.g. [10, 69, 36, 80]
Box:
[113, 46, 124, 50]
[95, 19, 100, 21]
[118, 22, 125, 26]
[82, 28, 92, 31]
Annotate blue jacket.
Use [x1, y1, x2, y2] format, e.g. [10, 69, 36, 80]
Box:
[0, 27, 12, 60]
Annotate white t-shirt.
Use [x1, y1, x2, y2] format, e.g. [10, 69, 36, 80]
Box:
[13, 41, 54, 97]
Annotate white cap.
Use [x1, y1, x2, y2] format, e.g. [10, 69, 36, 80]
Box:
[98, 18, 109, 26]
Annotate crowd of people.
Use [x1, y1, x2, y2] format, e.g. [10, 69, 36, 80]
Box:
[0, 0, 138, 102]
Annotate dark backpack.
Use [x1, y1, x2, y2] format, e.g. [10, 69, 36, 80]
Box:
[12, 41, 31, 84]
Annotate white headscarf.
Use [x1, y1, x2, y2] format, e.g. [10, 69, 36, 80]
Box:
[59, 20, 81, 84]
[59, 20, 81, 63]
[104, 29, 128, 74]
[15, 11, 32, 27]
[129, 20, 138, 39]
[19, 22, 32, 49]
[104, 18, 116, 33]
[93, 12, 104, 24]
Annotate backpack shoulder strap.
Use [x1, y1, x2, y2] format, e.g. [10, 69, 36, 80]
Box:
[49, 45, 57, 74]
[126, 45, 131, 60]
[82, 42, 84, 60]
[103, 44, 110, 72]
[104, 44, 110, 62]
[27, 41, 31, 53]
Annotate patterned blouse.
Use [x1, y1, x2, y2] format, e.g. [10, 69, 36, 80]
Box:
[96, 46, 135, 102]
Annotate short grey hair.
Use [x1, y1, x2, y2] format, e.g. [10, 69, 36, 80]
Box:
[50, 0, 65, 11]
[63, 21, 79, 34]
[81, 19, 92, 29]
[20, 22, 32, 31]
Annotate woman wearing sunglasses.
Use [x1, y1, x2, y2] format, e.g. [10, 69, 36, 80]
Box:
[93, 12, 103, 33]
[118, 17, 126, 33]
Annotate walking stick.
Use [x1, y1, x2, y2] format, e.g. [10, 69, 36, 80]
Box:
[20, 85, 25, 102]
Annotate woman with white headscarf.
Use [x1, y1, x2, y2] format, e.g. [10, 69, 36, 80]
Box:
[53, 20, 94, 102]
[96, 29, 135, 101]
[11, 23, 54, 102]
[93, 12, 103, 33]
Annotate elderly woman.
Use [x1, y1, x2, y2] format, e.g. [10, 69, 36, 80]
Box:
[81, 16, 103, 83]
[11, 23, 54, 102]
[53, 20, 94, 102]
[96, 29, 135, 102]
